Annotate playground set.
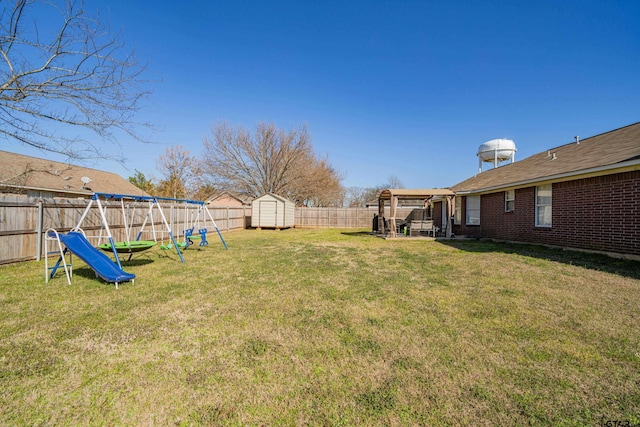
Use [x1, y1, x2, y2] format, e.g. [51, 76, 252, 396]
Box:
[45, 192, 228, 289]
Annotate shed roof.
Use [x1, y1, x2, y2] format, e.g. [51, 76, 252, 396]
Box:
[451, 122, 640, 194]
[0, 150, 149, 197]
[253, 193, 293, 204]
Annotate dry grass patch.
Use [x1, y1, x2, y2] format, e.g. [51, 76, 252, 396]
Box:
[1, 228, 639, 425]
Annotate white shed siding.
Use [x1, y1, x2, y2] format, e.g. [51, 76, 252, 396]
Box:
[251, 193, 295, 229]
[283, 198, 295, 227]
[258, 200, 277, 227]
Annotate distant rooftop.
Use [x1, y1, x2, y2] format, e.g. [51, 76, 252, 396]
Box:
[0, 150, 149, 197]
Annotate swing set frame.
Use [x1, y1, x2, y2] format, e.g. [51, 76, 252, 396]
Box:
[75, 193, 228, 267]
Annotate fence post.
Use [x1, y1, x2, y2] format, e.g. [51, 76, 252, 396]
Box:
[36, 199, 43, 261]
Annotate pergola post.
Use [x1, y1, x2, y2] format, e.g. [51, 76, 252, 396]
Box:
[390, 195, 398, 238]
[377, 188, 456, 238]
[446, 196, 453, 238]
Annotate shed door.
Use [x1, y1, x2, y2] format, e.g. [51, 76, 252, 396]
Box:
[259, 201, 277, 227]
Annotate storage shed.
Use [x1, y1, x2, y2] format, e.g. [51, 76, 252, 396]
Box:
[251, 193, 295, 229]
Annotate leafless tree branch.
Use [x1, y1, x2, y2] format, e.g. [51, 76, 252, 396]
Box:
[0, 0, 151, 161]
[202, 121, 344, 206]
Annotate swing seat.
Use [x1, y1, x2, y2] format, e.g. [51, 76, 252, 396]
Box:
[160, 243, 173, 250]
[98, 240, 157, 253]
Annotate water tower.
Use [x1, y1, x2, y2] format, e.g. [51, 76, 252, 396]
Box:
[477, 138, 516, 173]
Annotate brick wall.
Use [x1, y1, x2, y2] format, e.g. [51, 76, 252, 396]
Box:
[433, 201, 443, 228]
[452, 196, 481, 238]
[456, 170, 640, 256]
[548, 171, 640, 255]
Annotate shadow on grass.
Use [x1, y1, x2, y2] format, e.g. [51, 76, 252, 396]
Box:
[439, 239, 640, 280]
[88, 256, 155, 267]
[341, 231, 375, 237]
[122, 258, 154, 267]
[70, 257, 152, 282]
[70, 267, 132, 283]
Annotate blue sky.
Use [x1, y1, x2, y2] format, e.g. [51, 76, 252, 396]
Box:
[8, 0, 640, 189]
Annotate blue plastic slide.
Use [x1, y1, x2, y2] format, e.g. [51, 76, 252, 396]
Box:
[58, 232, 135, 285]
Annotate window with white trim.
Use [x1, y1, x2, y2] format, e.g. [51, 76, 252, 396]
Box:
[454, 198, 461, 225]
[535, 184, 552, 227]
[505, 189, 515, 212]
[466, 196, 480, 225]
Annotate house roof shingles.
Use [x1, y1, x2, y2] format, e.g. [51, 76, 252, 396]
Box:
[0, 150, 149, 197]
[451, 122, 640, 193]
[205, 191, 253, 205]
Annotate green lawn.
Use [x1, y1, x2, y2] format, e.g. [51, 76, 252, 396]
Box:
[1, 228, 639, 426]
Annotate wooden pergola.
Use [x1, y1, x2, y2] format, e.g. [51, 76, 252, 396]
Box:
[377, 188, 456, 238]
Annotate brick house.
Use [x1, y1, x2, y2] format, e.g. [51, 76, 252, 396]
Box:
[447, 122, 640, 259]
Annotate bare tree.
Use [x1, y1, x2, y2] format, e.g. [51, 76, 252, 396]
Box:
[345, 187, 371, 208]
[155, 145, 201, 199]
[0, 0, 149, 160]
[386, 175, 404, 189]
[344, 177, 404, 207]
[190, 183, 217, 202]
[286, 154, 345, 206]
[202, 121, 344, 205]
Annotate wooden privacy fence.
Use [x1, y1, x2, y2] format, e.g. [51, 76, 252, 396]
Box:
[0, 195, 421, 264]
[0, 195, 249, 265]
[294, 207, 416, 228]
